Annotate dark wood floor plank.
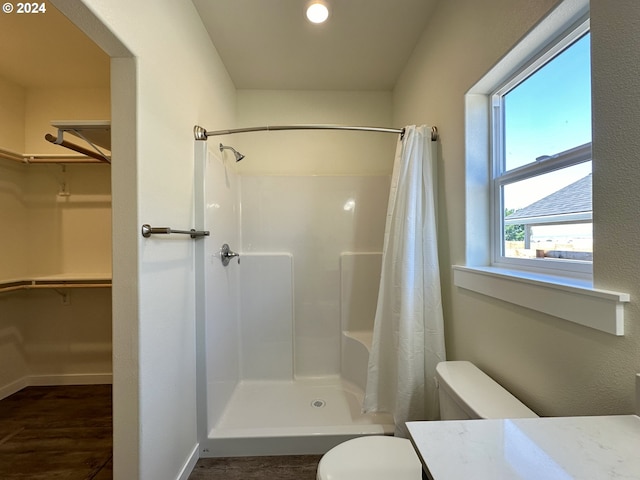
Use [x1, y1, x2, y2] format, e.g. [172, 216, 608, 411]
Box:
[91, 456, 113, 480]
[0, 385, 112, 480]
[188, 455, 323, 480]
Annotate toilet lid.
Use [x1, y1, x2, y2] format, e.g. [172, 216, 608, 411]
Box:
[317, 436, 422, 480]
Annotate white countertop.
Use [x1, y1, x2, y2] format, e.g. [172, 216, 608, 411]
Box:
[407, 415, 640, 480]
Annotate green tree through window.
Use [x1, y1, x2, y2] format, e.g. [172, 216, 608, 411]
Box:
[504, 209, 525, 242]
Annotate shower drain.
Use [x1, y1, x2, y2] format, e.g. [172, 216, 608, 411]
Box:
[311, 399, 326, 408]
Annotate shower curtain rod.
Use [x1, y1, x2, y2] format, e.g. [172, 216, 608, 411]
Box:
[193, 125, 439, 141]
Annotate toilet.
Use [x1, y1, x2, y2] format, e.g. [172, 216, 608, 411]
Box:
[316, 361, 538, 480]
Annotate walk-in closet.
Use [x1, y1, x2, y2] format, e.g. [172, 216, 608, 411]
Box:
[0, 5, 112, 477]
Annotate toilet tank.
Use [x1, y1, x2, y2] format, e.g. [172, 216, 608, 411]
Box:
[436, 361, 538, 420]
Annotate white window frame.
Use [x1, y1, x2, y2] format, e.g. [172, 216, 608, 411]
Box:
[490, 19, 592, 279]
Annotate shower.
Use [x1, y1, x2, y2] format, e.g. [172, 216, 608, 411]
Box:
[219, 143, 245, 162]
[194, 139, 394, 457]
[192, 123, 439, 457]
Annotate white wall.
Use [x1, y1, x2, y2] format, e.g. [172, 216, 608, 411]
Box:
[20, 288, 112, 381]
[24, 163, 111, 277]
[53, 0, 238, 478]
[0, 76, 26, 151]
[24, 87, 110, 152]
[0, 293, 29, 395]
[236, 90, 396, 174]
[0, 156, 28, 392]
[393, 0, 640, 416]
[0, 159, 28, 281]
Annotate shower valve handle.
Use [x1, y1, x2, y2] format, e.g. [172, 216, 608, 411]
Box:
[221, 243, 240, 266]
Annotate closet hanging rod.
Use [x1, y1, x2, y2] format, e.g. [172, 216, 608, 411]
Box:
[194, 125, 439, 141]
[0, 146, 106, 164]
[44, 134, 111, 164]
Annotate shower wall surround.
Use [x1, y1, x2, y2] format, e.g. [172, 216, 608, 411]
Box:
[240, 175, 390, 378]
[196, 143, 241, 432]
[239, 253, 293, 380]
[197, 89, 396, 451]
[196, 140, 391, 437]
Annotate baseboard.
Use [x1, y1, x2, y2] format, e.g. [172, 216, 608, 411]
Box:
[0, 377, 29, 401]
[28, 373, 113, 386]
[0, 373, 113, 400]
[176, 444, 200, 480]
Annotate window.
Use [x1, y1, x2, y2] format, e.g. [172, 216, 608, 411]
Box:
[458, 3, 629, 336]
[491, 23, 592, 276]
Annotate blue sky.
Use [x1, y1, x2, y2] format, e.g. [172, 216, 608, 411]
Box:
[505, 33, 591, 170]
[502, 33, 591, 209]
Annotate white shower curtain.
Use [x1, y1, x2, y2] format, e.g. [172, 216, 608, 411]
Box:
[363, 125, 446, 438]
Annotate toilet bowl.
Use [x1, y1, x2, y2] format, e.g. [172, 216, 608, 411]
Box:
[316, 361, 538, 480]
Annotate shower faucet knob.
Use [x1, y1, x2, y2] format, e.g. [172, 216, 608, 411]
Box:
[221, 243, 240, 266]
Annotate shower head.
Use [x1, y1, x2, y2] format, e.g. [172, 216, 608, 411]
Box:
[219, 143, 245, 162]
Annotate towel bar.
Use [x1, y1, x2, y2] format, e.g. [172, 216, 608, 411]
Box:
[141, 224, 210, 239]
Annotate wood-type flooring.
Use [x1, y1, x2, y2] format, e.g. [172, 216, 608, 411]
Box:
[0, 384, 323, 479]
[0, 384, 113, 479]
[188, 455, 323, 480]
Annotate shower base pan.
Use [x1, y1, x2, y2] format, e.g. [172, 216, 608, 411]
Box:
[201, 377, 394, 457]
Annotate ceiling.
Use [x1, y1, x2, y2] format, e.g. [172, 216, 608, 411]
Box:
[193, 0, 437, 90]
[0, 4, 109, 88]
[0, 0, 436, 91]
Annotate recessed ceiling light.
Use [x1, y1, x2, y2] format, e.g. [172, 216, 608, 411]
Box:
[306, 1, 329, 24]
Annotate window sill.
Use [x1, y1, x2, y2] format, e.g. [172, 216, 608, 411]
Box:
[452, 265, 629, 336]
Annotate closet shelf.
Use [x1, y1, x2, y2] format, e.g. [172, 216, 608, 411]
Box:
[0, 121, 111, 165]
[51, 121, 111, 150]
[0, 275, 112, 294]
[45, 121, 111, 163]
